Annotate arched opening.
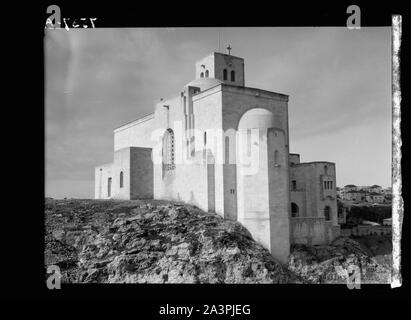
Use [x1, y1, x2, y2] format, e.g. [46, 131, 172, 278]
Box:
[223, 69, 228, 80]
[107, 177, 112, 197]
[291, 202, 299, 217]
[230, 70, 235, 81]
[205, 70, 209, 78]
[238, 108, 275, 168]
[162, 128, 175, 178]
[324, 206, 331, 221]
[200, 72, 204, 78]
[119, 171, 123, 188]
[238, 108, 275, 130]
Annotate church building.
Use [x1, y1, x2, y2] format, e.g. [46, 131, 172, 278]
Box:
[94, 51, 341, 263]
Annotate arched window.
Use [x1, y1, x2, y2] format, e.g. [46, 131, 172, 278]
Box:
[204, 131, 207, 146]
[291, 202, 299, 217]
[107, 177, 112, 197]
[324, 206, 331, 221]
[162, 129, 175, 176]
[205, 70, 209, 78]
[324, 165, 328, 175]
[223, 69, 228, 80]
[200, 72, 204, 78]
[274, 150, 279, 166]
[119, 171, 123, 188]
[230, 70, 235, 81]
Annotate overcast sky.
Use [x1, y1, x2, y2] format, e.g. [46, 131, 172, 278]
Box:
[45, 27, 391, 199]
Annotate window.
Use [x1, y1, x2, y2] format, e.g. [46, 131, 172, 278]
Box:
[107, 177, 112, 197]
[292, 180, 297, 190]
[120, 171, 123, 188]
[274, 150, 279, 166]
[230, 70, 235, 81]
[162, 129, 175, 175]
[204, 131, 207, 146]
[324, 206, 331, 221]
[330, 181, 333, 189]
[223, 69, 228, 80]
[324, 165, 328, 175]
[200, 72, 204, 78]
[205, 70, 209, 78]
[291, 202, 299, 217]
[324, 181, 327, 189]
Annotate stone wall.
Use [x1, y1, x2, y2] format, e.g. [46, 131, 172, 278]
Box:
[341, 225, 392, 237]
[290, 217, 326, 245]
[114, 114, 155, 151]
[94, 162, 114, 199]
[130, 147, 153, 199]
[95, 147, 154, 200]
[290, 162, 338, 225]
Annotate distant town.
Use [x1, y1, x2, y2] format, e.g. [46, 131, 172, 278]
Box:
[337, 184, 392, 205]
[336, 184, 392, 239]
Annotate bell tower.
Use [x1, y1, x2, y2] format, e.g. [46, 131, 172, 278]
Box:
[195, 51, 245, 87]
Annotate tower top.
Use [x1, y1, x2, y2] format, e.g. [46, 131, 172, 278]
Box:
[194, 52, 245, 87]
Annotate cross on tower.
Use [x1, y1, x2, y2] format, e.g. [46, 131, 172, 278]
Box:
[227, 45, 232, 55]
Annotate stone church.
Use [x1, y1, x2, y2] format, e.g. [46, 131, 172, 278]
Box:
[94, 51, 340, 263]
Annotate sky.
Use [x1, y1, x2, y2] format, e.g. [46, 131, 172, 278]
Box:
[45, 27, 392, 199]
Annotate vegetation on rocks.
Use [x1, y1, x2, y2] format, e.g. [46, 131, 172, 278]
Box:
[45, 199, 300, 283]
[45, 199, 391, 284]
[289, 237, 391, 284]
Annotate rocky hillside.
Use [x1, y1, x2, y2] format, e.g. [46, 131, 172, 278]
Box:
[45, 199, 391, 284]
[45, 199, 300, 283]
[289, 237, 391, 284]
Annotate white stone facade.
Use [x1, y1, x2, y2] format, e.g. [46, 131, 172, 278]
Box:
[94, 52, 340, 262]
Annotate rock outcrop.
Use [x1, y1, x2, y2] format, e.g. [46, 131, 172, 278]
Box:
[45, 199, 300, 283]
[45, 199, 391, 284]
[288, 237, 391, 284]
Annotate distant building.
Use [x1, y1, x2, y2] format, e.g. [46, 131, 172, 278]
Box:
[341, 184, 358, 200]
[384, 193, 393, 203]
[344, 184, 357, 192]
[369, 185, 382, 194]
[336, 187, 343, 199]
[365, 193, 385, 204]
[363, 220, 380, 226]
[344, 190, 365, 202]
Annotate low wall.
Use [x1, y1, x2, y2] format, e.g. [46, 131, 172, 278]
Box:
[341, 225, 392, 237]
[291, 218, 340, 245]
[291, 217, 325, 245]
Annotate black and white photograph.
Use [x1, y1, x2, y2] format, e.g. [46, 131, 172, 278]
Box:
[0, 3, 403, 305]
